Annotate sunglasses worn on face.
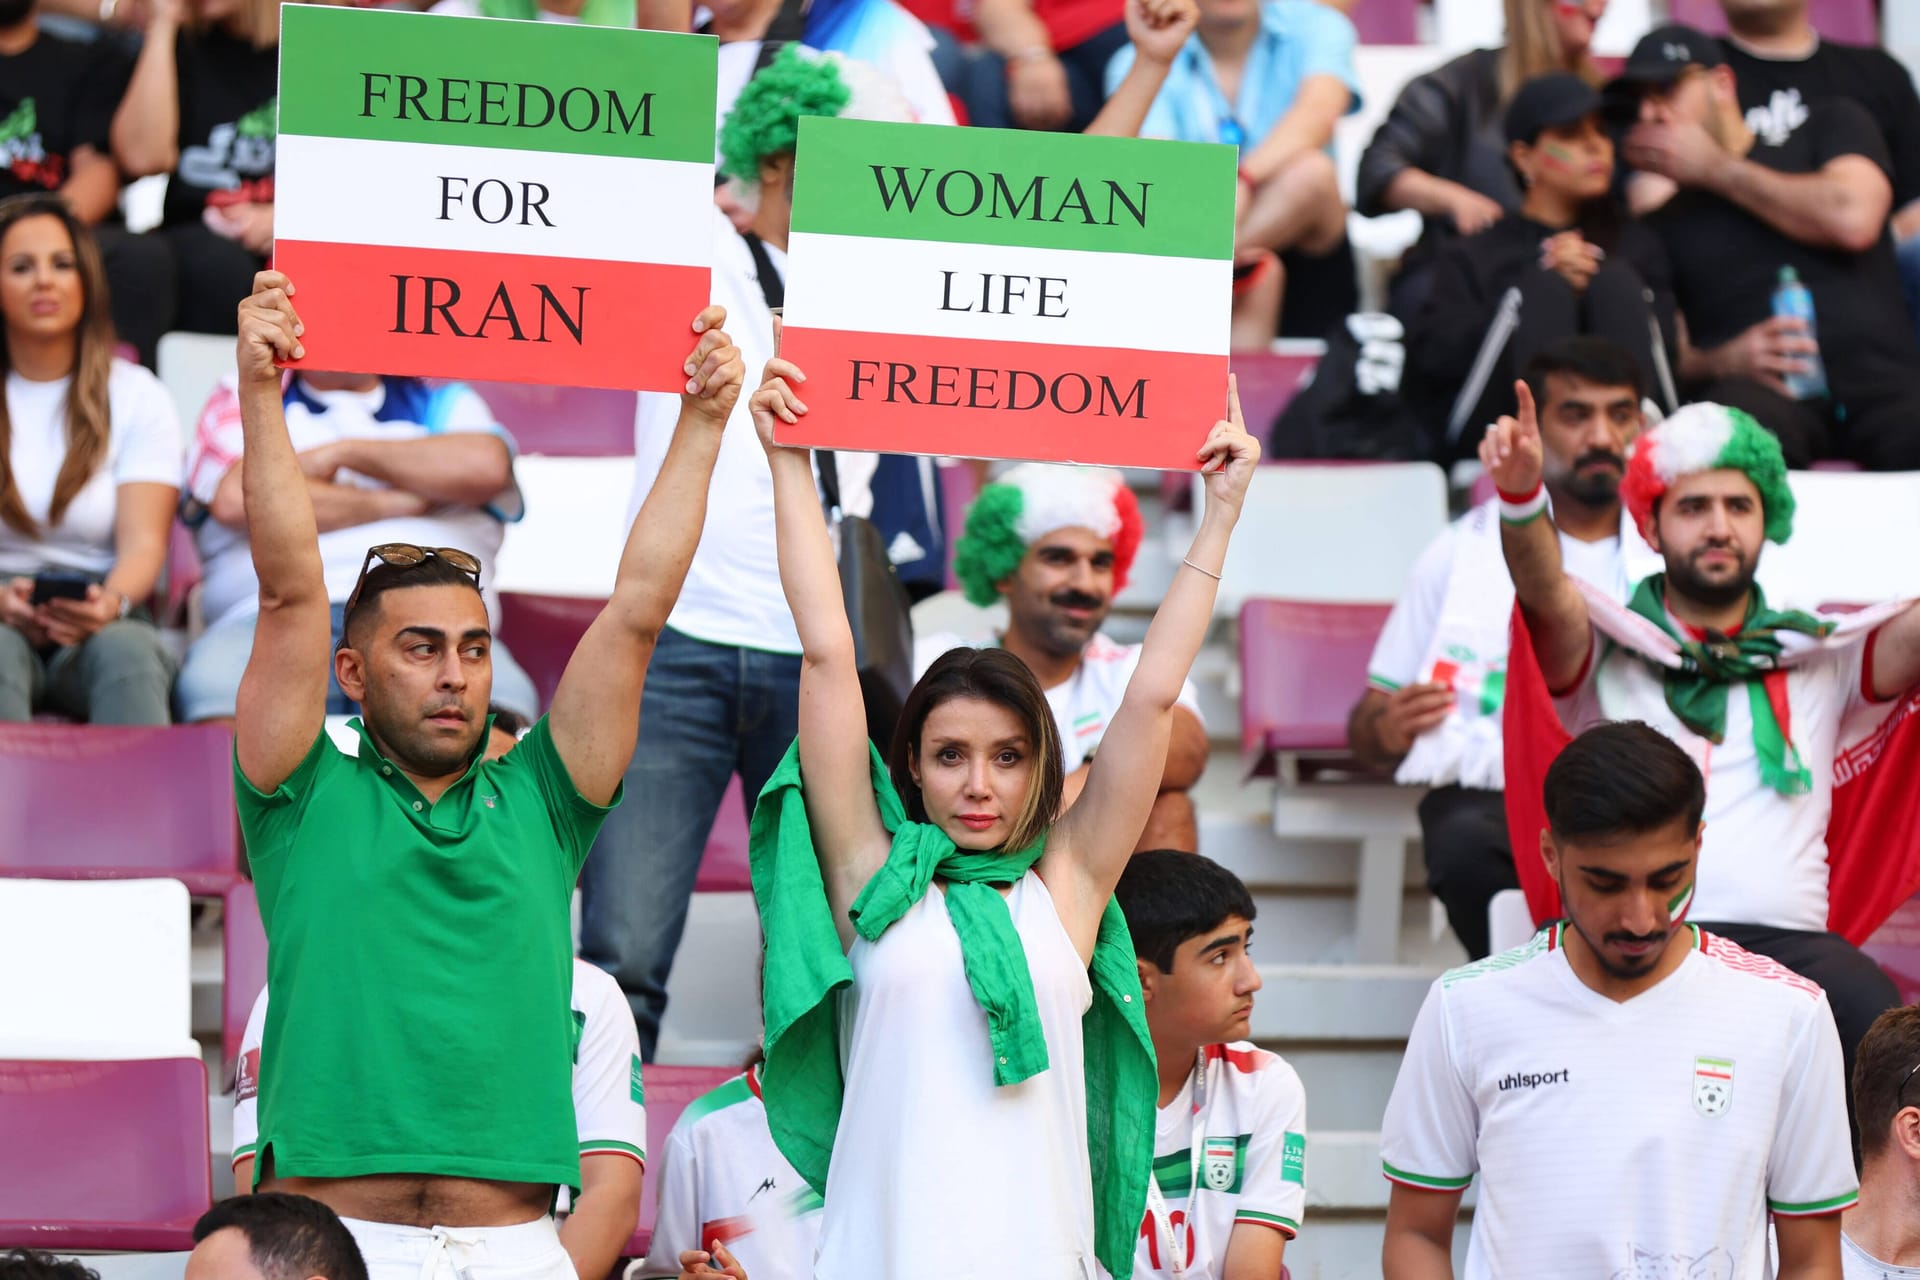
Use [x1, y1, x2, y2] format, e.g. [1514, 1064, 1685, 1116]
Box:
[341, 543, 483, 622]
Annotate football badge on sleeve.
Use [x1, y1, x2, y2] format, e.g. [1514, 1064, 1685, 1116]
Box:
[1693, 1057, 1733, 1117]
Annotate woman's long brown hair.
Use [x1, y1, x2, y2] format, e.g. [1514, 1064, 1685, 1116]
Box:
[889, 646, 1065, 855]
[0, 193, 117, 539]
[1501, 0, 1602, 102]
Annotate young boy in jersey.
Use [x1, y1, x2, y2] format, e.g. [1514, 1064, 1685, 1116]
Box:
[637, 1053, 821, 1280]
[1114, 850, 1307, 1279]
[1380, 721, 1856, 1280]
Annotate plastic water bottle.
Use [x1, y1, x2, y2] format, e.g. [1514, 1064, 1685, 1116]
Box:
[1771, 266, 1829, 400]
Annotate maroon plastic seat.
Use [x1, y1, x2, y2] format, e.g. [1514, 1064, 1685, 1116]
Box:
[223, 881, 268, 1084]
[1668, 0, 1875, 42]
[495, 593, 754, 893]
[1347, 0, 1417, 43]
[1163, 350, 1321, 507]
[0, 1057, 211, 1251]
[1239, 599, 1393, 776]
[627, 1063, 743, 1261]
[465, 382, 637, 457]
[0, 723, 239, 895]
[938, 461, 980, 591]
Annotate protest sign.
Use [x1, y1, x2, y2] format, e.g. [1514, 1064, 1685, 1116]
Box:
[776, 118, 1234, 469]
[275, 7, 715, 391]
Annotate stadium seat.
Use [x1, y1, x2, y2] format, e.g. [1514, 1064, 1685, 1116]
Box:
[1668, 0, 1876, 44]
[493, 456, 636, 597]
[629, 1063, 743, 1261]
[473, 593, 757, 892]
[1236, 345, 1324, 446]
[0, 1056, 211, 1251]
[223, 882, 268, 1086]
[1757, 471, 1920, 608]
[156, 331, 235, 450]
[1487, 888, 1535, 955]
[1346, 0, 1417, 44]
[1239, 600, 1393, 776]
[467, 382, 638, 458]
[1197, 460, 1449, 614]
[1239, 599, 1425, 963]
[0, 879, 198, 1060]
[0, 723, 239, 895]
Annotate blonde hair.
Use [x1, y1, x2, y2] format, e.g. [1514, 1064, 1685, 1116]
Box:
[0, 196, 116, 540]
[1501, 0, 1602, 101]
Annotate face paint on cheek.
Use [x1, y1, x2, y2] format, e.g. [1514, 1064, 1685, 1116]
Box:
[1667, 880, 1694, 924]
[1540, 143, 1577, 170]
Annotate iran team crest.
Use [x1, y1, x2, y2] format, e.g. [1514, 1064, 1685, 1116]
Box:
[1693, 1057, 1734, 1117]
[1203, 1137, 1237, 1191]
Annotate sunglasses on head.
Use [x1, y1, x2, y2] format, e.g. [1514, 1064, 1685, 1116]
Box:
[341, 543, 483, 621]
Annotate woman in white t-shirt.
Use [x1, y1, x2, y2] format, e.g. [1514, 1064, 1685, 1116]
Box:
[0, 195, 182, 724]
[742, 353, 1258, 1280]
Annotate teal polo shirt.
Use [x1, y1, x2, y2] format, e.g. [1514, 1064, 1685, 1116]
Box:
[237, 716, 615, 1189]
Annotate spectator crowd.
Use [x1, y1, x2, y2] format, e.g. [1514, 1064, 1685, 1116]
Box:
[8, 0, 1920, 1278]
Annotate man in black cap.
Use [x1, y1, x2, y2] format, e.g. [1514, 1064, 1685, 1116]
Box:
[1406, 71, 1676, 446]
[1613, 23, 1920, 471]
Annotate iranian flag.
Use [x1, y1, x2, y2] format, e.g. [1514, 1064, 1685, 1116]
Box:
[274, 6, 716, 391]
[777, 117, 1235, 470]
[1502, 590, 1920, 943]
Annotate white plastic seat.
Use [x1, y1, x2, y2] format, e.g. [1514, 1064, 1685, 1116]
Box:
[491, 455, 638, 598]
[1755, 471, 1920, 609]
[0, 878, 198, 1060]
[156, 332, 237, 451]
[1196, 461, 1450, 615]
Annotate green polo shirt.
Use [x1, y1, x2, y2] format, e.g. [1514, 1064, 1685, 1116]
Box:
[238, 715, 615, 1190]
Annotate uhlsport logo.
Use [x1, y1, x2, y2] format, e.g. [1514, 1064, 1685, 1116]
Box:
[1694, 1057, 1733, 1117]
[1203, 1136, 1237, 1191]
[1497, 1068, 1570, 1091]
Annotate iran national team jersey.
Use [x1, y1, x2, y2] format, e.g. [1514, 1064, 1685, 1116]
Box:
[1381, 925, 1856, 1280]
[635, 1067, 822, 1280]
[233, 960, 646, 1207]
[915, 631, 1204, 772]
[1134, 1043, 1307, 1279]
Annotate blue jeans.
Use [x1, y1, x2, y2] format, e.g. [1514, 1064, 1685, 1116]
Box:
[578, 626, 801, 1058]
[174, 603, 540, 722]
[1899, 230, 1920, 348]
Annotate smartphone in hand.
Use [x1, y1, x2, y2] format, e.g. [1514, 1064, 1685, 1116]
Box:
[30, 570, 93, 606]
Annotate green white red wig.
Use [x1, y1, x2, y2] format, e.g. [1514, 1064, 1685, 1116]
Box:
[1622, 403, 1796, 545]
[952, 464, 1143, 606]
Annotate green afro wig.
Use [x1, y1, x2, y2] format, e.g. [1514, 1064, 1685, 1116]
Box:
[1623, 403, 1796, 545]
[718, 45, 851, 187]
[951, 464, 1144, 607]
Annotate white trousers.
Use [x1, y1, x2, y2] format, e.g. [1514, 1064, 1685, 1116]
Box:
[342, 1215, 578, 1280]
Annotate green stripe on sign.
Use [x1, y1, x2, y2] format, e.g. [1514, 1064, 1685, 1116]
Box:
[278, 6, 716, 163]
[790, 116, 1235, 260]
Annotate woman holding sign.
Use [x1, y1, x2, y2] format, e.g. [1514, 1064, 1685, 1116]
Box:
[739, 352, 1257, 1280]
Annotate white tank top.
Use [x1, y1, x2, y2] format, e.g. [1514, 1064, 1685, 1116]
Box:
[815, 870, 1102, 1280]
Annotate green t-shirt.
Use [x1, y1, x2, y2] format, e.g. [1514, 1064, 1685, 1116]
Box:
[237, 716, 615, 1189]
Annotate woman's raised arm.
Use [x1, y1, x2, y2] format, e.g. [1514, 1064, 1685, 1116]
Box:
[1042, 378, 1259, 958]
[751, 357, 893, 942]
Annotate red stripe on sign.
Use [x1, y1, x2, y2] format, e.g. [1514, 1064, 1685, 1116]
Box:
[775, 327, 1227, 471]
[273, 240, 709, 393]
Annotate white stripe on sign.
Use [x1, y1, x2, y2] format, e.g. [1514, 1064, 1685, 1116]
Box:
[782, 231, 1231, 356]
[275, 133, 714, 266]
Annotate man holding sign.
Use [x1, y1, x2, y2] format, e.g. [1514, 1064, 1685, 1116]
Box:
[227, 268, 741, 1280]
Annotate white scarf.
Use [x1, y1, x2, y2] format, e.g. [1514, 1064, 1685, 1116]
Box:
[1396, 498, 1660, 789]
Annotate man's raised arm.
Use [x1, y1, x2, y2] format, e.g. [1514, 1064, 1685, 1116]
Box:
[547, 308, 743, 805]
[1483, 381, 1592, 694]
[232, 272, 334, 792]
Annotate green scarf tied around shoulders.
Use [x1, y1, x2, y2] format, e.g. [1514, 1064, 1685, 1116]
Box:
[749, 738, 1157, 1280]
[1626, 574, 1835, 795]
